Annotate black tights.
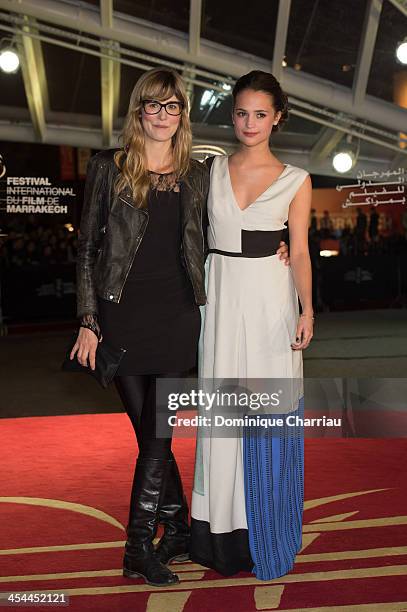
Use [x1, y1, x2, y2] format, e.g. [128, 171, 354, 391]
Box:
[115, 373, 186, 460]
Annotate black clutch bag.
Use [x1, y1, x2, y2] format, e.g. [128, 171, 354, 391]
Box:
[61, 335, 127, 389]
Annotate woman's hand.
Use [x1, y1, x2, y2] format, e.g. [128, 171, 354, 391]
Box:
[277, 241, 290, 266]
[70, 327, 99, 370]
[291, 314, 314, 350]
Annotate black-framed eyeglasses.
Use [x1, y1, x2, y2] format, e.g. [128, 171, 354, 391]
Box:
[142, 99, 184, 116]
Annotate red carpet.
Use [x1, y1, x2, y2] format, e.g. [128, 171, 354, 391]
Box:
[0, 414, 406, 611]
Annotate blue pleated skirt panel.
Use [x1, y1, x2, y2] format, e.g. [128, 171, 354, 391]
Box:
[243, 396, 304, 580]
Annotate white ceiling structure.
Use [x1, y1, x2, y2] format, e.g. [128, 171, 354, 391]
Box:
[0, 0, 406, 178]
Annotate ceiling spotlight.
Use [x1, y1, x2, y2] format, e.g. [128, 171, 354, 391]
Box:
[332, 151, 355, 173]
[333, 135, 359, 173]
[294, 63, 302, 71]
[0, 48, 19, 73]
[396, 39, 407, 65]
[222, 83, 232, 91]
[282, 57, 287, 67]
[200, 89, 215, 108]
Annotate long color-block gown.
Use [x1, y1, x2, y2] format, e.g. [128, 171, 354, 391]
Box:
[190, 154, 309, 580]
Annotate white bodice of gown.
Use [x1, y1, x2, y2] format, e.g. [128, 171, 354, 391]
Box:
[207, 155, 309, 253]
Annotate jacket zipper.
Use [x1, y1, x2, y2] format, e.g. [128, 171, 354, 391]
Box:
[199, 188, 205, 256]
[117, 199, 148, 301]
[183, 192, 205, 303]
[199, 190, 208, 304]
[182, 236, 194, 288]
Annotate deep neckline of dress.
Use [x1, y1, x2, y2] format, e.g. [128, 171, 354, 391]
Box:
[225, 156, 290, 212]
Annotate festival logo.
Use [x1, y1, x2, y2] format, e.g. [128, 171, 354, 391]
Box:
[0, 152, 76, 215]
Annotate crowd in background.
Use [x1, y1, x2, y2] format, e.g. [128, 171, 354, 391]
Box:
[1, 207, 407, 271]
[309, 206, 407, 256]
[0, 215, 77, 270]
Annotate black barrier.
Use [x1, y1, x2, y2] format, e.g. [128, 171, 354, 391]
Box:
[0, 256, 406, 322]
[1, 264, 76, 320]
[320, 255, 406, 310]
[402, 255, 407, 299]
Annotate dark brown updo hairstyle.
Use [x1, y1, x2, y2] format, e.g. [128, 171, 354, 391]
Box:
[232, 70, 289, 132]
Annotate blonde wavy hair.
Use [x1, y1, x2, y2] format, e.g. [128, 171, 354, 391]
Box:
[114, 67, 192, 208]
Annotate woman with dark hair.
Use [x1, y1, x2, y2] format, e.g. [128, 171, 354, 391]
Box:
[190, 71, 314, 580]
[71, 67, 208, 588]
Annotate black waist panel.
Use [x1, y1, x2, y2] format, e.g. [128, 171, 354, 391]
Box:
[208, 229, 283, 258]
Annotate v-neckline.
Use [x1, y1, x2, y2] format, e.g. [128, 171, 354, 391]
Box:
[226, 156, 289, 212]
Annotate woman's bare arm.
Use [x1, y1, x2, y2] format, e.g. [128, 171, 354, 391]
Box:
[287, 175, 313, 349]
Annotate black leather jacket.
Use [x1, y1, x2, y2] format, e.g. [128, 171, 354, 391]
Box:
[76, 149, 209, 318]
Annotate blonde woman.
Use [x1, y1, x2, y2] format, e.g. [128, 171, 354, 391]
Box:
[71, 68, 209, 587]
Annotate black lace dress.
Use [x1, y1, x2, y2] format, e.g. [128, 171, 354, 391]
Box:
[97, 171, 201, 375]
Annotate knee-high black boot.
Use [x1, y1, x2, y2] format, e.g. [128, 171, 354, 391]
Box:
[123, 457, 179, 586]
[155, 457, 190, 565]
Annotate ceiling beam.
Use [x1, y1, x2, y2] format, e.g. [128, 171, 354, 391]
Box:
[182, 63, 196, 108]
[309, 127, 345, 164]
[185, 0, 202, 109]
[189, 0, 202, 57]
[16, 15, 48, 141]
[389, 151, 407, 171]
[386, 0, 407, 18]
[0, 120, 106, 148]
[1, 0, 407, 134]
[111, 43, 120, 120]
[186, 0, 201, 105]
[282, 68, 406, 135]
[271, 0, 291, 80]
[0, 119, 394, 178]
[352, 0, 383, 107]
[100, 0, 120, 147]
[100, 0, 112, 26]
